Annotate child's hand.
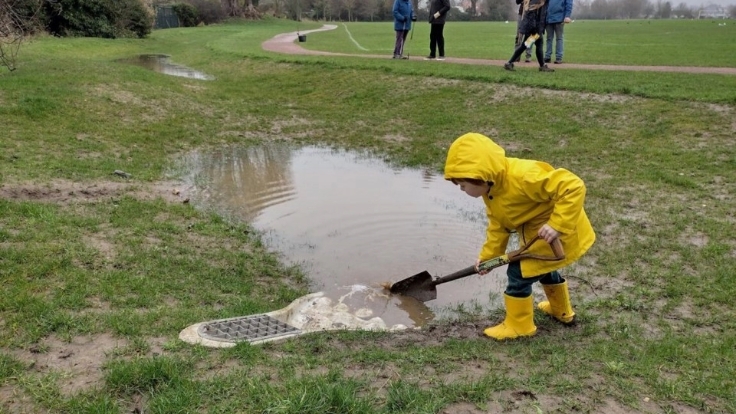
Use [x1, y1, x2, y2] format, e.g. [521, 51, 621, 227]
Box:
[475, 259, 491, 275]
[538, 224, 560, 244]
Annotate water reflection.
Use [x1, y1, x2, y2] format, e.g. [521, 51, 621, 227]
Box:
[119, 54, 215, 80]
[178, 145, 512, 327]
[183, 145, 296, 221]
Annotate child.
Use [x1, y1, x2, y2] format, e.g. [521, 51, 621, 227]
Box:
[505, 0, 554, 72]
[444, 133, 595, 340]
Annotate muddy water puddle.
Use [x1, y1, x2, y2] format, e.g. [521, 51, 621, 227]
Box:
[178, 145, 515, 328]
[119, 54, 214, 80]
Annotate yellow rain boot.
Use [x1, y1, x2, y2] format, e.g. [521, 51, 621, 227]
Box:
[537, 280, 576, 324]
[484, 294, 537, 340]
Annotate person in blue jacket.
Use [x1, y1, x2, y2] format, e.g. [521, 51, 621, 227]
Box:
[392, 0, 416, 59]
[544, 0, 573, 64]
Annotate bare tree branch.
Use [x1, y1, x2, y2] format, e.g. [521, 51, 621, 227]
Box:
[0, 0, 44, 71]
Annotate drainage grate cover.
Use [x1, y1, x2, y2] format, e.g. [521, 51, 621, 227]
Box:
[197, 314, 301, 344]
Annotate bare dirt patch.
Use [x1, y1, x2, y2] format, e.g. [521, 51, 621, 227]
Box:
[0, 179, 190, 205]
[9, 334, 128, 396]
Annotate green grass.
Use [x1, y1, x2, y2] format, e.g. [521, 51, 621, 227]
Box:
[0, 17, 735, 414]
[303, 19, 736, 67]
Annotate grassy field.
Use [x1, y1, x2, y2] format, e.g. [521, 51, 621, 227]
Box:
[1, 17, 735, 414]
[303, 19, 736, 67]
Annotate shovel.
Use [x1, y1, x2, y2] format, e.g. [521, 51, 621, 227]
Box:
[389, 235, 565, 302]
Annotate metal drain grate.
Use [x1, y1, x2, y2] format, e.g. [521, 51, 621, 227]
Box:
[197, 314, 301, 344]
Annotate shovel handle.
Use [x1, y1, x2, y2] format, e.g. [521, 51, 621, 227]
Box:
[432, 236, 565, 288]
[550, 238, 565, 260]
[508, 235, 566, 261]
[430, 264, 478, 286]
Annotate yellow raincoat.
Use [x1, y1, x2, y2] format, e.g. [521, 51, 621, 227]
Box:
[444, 133, 595, 277]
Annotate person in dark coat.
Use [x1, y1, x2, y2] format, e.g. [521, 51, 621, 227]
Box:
[515, 0, 533, 62]
[392, 0, 416, 59]
[505, 0, 554, 72]
[425, 0, 451, 60]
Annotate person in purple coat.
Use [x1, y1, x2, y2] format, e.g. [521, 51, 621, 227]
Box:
[392, 0, 416, 59]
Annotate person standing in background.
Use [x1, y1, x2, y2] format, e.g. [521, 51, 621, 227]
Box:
[392, 0, 416, 59]
[515, 0, 533, 63]
[505, 0, 554, 72]
[544, 0, 573, 64]
[425, 0, 451, 61]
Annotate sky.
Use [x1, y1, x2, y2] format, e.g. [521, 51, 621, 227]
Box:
[679, 1, 735, 7]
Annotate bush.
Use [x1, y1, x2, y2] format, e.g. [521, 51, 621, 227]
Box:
[4, 0, 47, 34]
[186, 0, 227, 25]
[172, 3, 198, 27]
[45, 0, 152, 38]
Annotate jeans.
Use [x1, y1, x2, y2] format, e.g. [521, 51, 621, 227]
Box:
[545, 23, 564, 61]
[505, 261, 562, 298]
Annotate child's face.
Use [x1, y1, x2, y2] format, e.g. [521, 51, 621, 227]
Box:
[457, 181, 490, 198]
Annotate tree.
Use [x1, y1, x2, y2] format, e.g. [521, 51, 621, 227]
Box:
[342, 0, 357, 21]
[0, 0, 41, 71]
[620, 0, 646, 18]
[643, 1, 654, 18]
[483, 0, 513, 20]
[45, 0, 152, 38]
[672, 1, 692, 18]
[591, 0, 616, 19]
[327, 0, 343, 20]
[468, 0, 478, 16]
[357, 0, 381, 21]
[222, 0, 260, 18]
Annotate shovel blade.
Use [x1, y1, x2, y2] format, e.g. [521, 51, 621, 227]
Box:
[389, 271, 438, 302]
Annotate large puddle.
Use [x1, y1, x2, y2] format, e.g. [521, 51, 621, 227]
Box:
[119, 54, 215, 80]
[177, 145, 518, 328]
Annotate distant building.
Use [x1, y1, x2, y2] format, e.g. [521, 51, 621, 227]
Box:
[697, 5, 728, 19]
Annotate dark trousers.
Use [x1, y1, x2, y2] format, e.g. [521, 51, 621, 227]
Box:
[393, 30, 409, 56]
[509, 33, 544, 67]
[515, 15, 532, 59]
[429, 23, 445, 58]
[505, 261, 562, 298]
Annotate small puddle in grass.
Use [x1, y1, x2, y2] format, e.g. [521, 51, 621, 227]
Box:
[119, 54, 215, 80]
[177, 145, 518, 329]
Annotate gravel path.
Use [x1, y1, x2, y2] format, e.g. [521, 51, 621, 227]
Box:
[262, 24, 736, 76]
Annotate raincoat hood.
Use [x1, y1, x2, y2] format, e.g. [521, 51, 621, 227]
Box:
[444, 133, 507, 186]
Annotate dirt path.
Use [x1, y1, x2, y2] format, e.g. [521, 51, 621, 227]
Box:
[262, 24, 736, 76]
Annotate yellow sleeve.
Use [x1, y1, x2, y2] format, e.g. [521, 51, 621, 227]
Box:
[521, 166, 586, 235]
[479, 217, 510, 261]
